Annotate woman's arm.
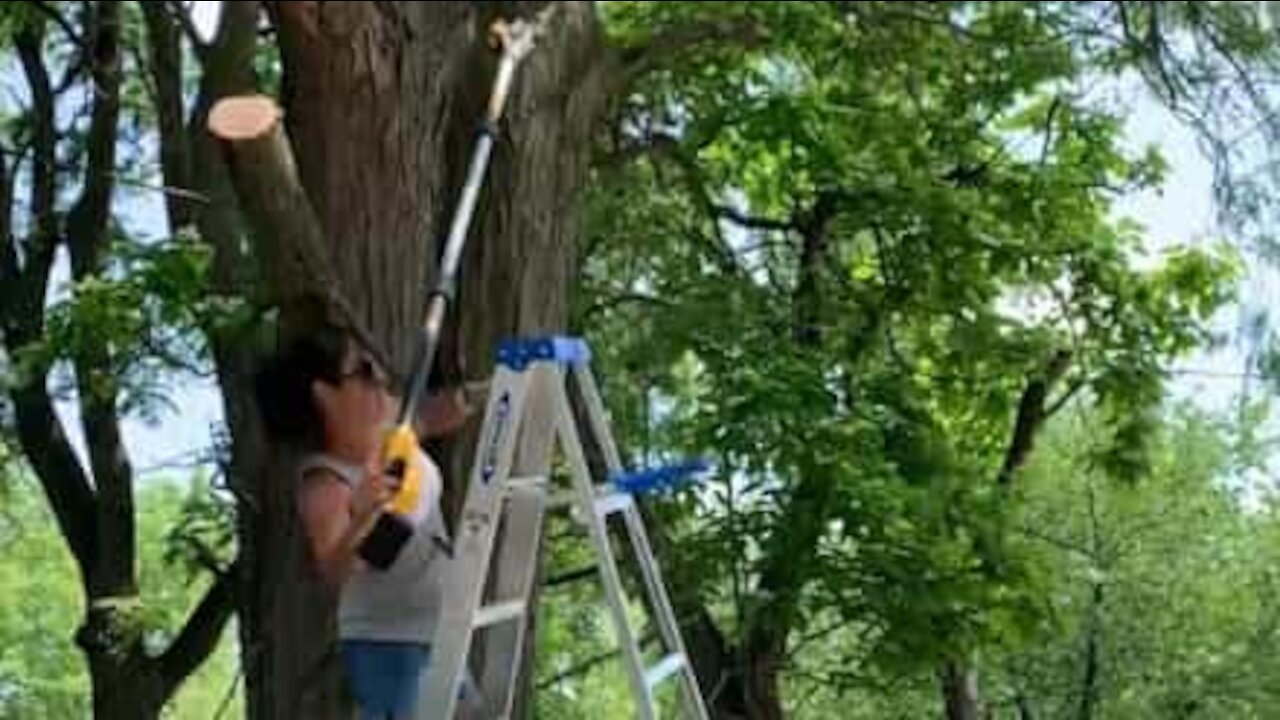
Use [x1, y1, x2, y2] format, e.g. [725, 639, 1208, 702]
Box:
[297, 469, 389, 589]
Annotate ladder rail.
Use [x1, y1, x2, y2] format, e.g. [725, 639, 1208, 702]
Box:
[477, 366, 560, 718]
[552, 376, 657, 720]
[418, 366, 535, 719]
[575, 364, 711, 720]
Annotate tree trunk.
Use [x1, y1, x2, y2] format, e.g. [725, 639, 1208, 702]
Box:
[83, 647, 165, 719]
[212, 3, 608, 718]
[1075, 581, 1103, 720]
[941, 661, 981, 720]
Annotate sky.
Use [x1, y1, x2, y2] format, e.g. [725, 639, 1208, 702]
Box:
[42, 3, 1274, 486]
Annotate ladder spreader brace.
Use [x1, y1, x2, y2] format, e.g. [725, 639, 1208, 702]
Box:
[416, 336, 711, 720]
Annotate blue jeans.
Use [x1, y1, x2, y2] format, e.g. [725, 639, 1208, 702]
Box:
[340, 640, 431, 720]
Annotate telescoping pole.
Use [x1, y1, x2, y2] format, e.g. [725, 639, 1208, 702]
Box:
[359, 16, 544, 570]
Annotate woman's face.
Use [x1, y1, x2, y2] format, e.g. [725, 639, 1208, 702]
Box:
[312, 340, 394, 456]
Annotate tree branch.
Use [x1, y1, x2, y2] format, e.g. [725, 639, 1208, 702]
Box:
[10, 383, 98, 576]
[595, 130, 682, 172]
[184, 0, 257, 299]
[996, 349, 1073, 488]
[205, 94, 367, 340]
[712, 203, 796, 233]
[32, 0, 87, 51]
[1016, 523, 1093, 559]
[543, 564, 598, 589]
[141, 0, 194, 231]
[536, 630, 662, 690]
[1045, 375, 1086, 419]
[0, 151, 17, 305]
[4, 20, 98, 580]
[165, 0, 211, 61]
[15, 26, 58, 304]
[65, 0, 133, 597]
[158, 561, 239, 698]
[581, 291, 675, 322]
[615, 15, 770, 85]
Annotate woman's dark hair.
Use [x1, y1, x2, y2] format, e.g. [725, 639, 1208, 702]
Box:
[254, 318, 351, 448]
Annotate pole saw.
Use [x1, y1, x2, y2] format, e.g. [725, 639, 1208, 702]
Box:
[358, 15, 544, 570]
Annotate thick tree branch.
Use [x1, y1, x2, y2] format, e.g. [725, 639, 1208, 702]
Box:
[185, 0, 258, 296]
[205, 94, 367, 340]
[10, 384, 98, 575]
[166, 0, 211, 61]
[67, 0, 121, 274]
[141, 0, 194, 231]
[15, 27, 58, 308]
[0, 152, 16, 306]
[65, 0, 133, 598]
[158, 561, 239, 698]
[6, 18, 99, 580]
[996, 349, 1073, 487]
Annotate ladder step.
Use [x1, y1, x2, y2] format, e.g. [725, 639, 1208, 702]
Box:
[611, 459, 711, 495]
[497, 335, 591, 371]
[644, 653, 688, 690]
[472, 600, 527, 630]
[505, 475, 547, 494]
[594, 492, 633, 517]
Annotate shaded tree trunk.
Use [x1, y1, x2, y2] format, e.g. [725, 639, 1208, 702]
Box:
[1076, 581, 1103, 720]
[941, 662, 981, 720]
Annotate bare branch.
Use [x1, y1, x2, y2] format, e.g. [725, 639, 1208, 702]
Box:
[32, 0, 86, 50]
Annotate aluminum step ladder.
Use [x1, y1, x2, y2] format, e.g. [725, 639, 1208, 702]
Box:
[416, 336, 710, 720]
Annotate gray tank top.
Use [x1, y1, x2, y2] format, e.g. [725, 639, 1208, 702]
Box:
[299, 449, 450, 644]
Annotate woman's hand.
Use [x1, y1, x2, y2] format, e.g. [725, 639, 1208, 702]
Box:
[416, 386, 474, 439]
[351, 462, 395, 521]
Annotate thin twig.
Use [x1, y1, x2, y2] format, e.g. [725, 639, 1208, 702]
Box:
[32, 1, 86, 50]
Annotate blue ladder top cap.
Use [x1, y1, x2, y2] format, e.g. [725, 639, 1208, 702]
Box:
[496, 335, 591, 370]
[612, 458, 711, 495]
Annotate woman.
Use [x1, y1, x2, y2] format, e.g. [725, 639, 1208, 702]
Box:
[255, 317, 470, 720]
